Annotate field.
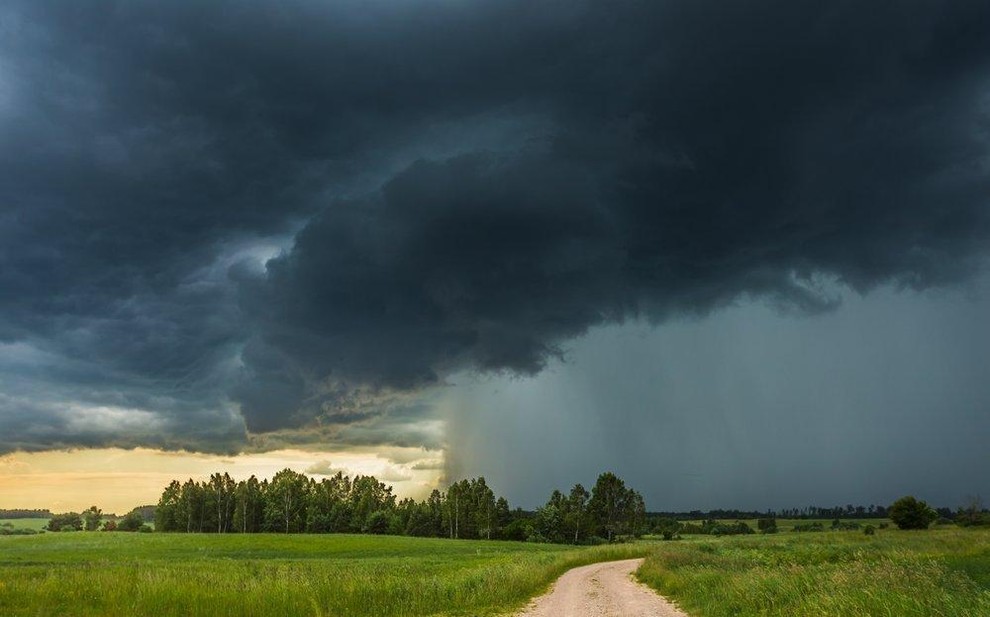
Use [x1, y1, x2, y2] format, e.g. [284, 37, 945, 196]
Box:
[3, 528, 989, 616]
[0, 517, 49, 531]
[0, 533, 648, 617]
[637, 527, 990, 616]
[668, 518, 893, 532]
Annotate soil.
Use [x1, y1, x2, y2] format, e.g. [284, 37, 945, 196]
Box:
[514, 558, 689, 617]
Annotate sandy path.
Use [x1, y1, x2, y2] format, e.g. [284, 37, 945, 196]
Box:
[514, 558, 689, 617]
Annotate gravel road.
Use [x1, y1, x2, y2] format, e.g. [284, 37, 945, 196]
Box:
[514, 558, 689, 617]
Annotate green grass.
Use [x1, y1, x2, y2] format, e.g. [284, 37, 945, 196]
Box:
[0, 517, 49, 531]
[637, 527, 990, 616]
[5, 527, 988, 616]
[0, 533, 649, 616]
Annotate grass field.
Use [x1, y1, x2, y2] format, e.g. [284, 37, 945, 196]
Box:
[637, 527, 990, 616]
[0, 533, 648, 616]
[0, 517, 49, 531]
[3, 527, 989, 616]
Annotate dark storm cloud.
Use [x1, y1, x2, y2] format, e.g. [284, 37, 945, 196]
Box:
[0, 0, 989, 450]
[239, 1, 990, 427]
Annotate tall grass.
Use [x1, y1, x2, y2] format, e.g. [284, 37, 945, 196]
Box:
[0, 533, 648, 616]
[637, 527, 990, 616]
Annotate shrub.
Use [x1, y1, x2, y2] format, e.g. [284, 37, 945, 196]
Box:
[889, 496, 938, 530]
[654, 518, 682, 541]
[116, 511, 145, 532]
[707, 521, 753, 536]
[863, 525, 876, 535]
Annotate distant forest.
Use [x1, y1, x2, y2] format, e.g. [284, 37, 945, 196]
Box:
[14, 479, 980, 542]
[154, 469, 646, 543]
[0, 509, 52, 519]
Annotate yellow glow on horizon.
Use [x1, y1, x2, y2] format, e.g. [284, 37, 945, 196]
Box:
[0, 447, 443, 514]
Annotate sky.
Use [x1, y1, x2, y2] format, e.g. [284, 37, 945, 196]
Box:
[1, 0, 989, 514]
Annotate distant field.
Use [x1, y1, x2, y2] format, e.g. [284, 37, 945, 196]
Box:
[637, 527, 990, 616]
[0, 533, 649, 616]
[674, 517, 893, 531]
[0, 518, 49, 531]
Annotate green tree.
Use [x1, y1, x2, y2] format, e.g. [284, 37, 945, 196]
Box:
[83, 506, 102, 531]
[179, 479, 204, 532]
[533, 503, 563, 543]
[46, 512, 83, 532]
[117, 510, 145, 532]
[208, 472, 236, 533]
[472, 477, 496, 540]
[565, 484, 590, 544]
[588, 472, 629, 541]
[233, 475, 264, 533]
[265, 468, 309, 533]
[889, 495, 937, 530]
[155, 480, 181, 532]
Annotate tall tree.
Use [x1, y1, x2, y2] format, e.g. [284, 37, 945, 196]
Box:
[472, 477, 496, 540]
[82, 506, 102, 531]
[566, 484, 590, 544]
[156, 480, 181, 532]
[588, 472, 629, 542]
[265, 469, 309, 533]
[208, 472, 236, 533]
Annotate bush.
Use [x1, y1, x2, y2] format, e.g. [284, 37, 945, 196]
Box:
[757, 518, 778, 534]
[654, 518, 682, 541]
[47, 512, 83, 532]
[707, 520, 753, 536]
[116, 511, 145, 532]
[889, 496, 938, 530]
[863, 525, 876, 535]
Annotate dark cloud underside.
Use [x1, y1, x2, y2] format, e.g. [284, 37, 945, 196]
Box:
[0, 1, 988, 454]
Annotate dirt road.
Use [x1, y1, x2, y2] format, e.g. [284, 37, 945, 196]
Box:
[514, 558, 689, 617]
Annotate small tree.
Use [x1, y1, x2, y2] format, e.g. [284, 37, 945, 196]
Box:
[117, 511, 145, 532]
[83, 506, 102, 531]
[889, 496, 937, 530]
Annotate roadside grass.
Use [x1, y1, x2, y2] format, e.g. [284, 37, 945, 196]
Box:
[637, 527, 990, 616]
[0, 533, 650, 616]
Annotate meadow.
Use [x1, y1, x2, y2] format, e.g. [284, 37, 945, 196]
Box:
[2, 527, 989, 616]
[0, 518, 49, 531]
[0, 532, 648, 616]
[637, 527, 990, 616]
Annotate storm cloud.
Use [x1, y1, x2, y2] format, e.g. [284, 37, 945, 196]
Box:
[1, 0, 989, 473]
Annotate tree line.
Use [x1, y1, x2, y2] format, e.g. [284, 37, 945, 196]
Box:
[0, 508, 52, 519]
[154, 469, 647, 543]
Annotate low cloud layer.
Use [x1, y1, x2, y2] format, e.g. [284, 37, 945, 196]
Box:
[1, 1, 989, 469]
